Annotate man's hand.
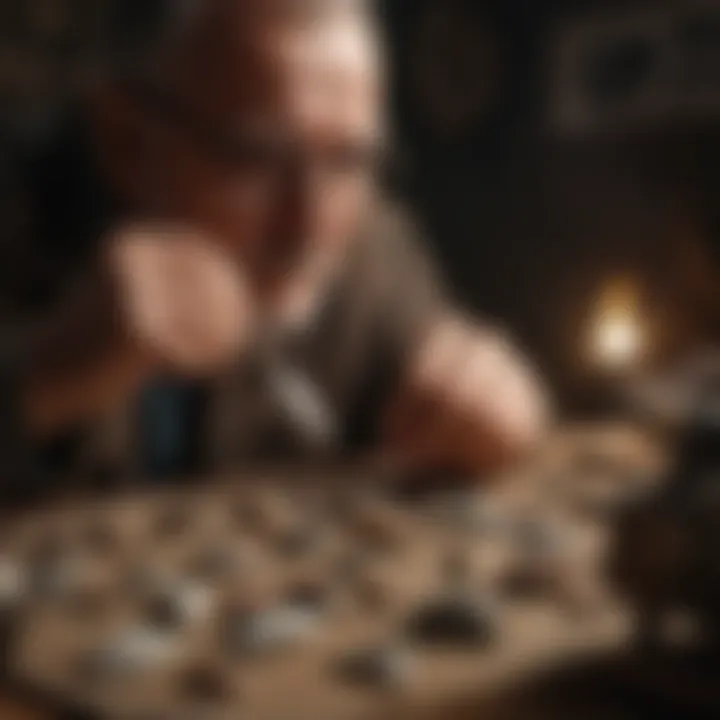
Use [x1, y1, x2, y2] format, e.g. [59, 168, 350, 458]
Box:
[110, 226, 253, 374]
[382, 318, 550, 476]
[25, 226, 253, 437]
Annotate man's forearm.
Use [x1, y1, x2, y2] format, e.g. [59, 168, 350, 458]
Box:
[18, 269, 151, 440]
[23, 339, 150, 440]
[382, 316, 551, 477]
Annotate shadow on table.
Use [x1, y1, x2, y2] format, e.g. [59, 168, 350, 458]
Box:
[409, 647, 720, 720]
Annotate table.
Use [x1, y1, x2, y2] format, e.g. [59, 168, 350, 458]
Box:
[0, 423, 669, 720]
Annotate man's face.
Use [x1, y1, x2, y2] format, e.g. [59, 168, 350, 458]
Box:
[105, 7, 382, 317]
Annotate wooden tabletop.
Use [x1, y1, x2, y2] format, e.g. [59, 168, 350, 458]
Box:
[0, 422, 667, 720]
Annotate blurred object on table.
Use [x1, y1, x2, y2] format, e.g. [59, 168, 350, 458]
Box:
[608, 365, 720, 655]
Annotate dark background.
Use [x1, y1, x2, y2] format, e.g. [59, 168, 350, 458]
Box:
[0, 0, 718, 410]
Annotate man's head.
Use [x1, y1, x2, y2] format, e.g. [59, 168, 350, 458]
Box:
[93, 0, 384, 319]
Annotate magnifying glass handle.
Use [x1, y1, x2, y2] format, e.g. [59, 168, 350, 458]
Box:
[265, 360, 339, 452]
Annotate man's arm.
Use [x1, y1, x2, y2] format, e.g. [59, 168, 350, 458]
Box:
[363, 206, 551, 477]
[20, 227, 253, 441]
[382, 317, 551, 475]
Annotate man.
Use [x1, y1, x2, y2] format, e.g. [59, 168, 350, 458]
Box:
[7, 0, 549, 482]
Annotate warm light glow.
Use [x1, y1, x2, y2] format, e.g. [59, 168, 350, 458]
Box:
[588, 279, 645, 371]
[594, 313, 641, 366]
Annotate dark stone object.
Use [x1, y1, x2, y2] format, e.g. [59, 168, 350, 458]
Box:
[499, 559, 562, 601]
[286, 580, 330, 615]
[334, 645, 411, 690]
[405, 595, 496, 648]
[178, 664, 232, 704]
[144, 592, 186, 632]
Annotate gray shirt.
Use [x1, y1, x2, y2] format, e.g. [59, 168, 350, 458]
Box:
[90, 204, 447, 477]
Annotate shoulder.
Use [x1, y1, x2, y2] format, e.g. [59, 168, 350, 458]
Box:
[357, 199, 430, 261]
[346, 199, 442, 299]
[315, 199, 445, 357]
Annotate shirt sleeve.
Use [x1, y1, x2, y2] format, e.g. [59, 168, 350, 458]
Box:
[340, 204, 449, 451]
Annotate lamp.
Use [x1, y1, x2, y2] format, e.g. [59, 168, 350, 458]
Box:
[588, 277, 646, 374]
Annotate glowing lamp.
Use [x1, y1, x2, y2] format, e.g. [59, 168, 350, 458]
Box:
[588, 278, 646, 372]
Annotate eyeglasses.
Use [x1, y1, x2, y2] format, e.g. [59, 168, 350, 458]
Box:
[124, 78, 384, 181]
